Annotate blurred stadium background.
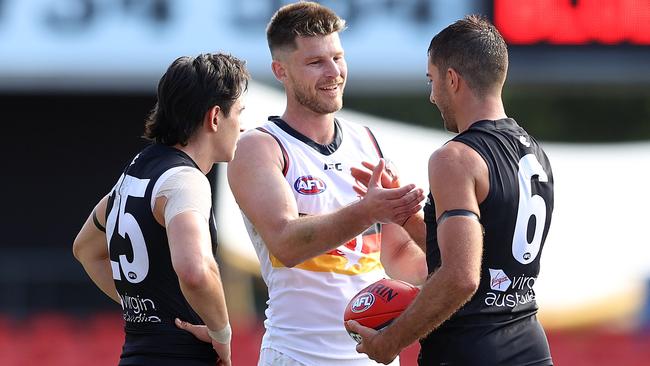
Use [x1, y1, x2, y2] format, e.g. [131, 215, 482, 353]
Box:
[1, 0, 649, 365]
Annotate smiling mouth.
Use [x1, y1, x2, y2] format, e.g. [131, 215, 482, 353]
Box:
[320, 85, 338, 90]
[318, 83, 343, 94]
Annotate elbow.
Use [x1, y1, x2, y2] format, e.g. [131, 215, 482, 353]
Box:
[455, 272, 480, 299]
[177, 262, 213, 289]
[440, 265, 480, 301]
[272, 252, 300, 268]
[72, 241, 81, 262]
[72, 237, 85, 263]
[266, 238, 303, 268]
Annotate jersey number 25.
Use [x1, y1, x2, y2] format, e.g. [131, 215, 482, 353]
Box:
[106, 174, 151, 283]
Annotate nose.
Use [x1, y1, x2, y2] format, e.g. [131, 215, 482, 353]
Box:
[324, 59, 342, 79]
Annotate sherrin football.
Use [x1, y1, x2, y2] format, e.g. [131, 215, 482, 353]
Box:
[344, 278, 420, 343]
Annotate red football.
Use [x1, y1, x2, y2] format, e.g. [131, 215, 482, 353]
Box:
[344, 278, 420, 343]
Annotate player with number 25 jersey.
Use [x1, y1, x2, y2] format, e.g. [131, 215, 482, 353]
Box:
[106, 145, 218, 361]
[73, 53, 250, 366]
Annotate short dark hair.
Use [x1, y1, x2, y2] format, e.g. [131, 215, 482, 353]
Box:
[266, 1, 346, 57]
[428, 15, 508, 96]
[144, 53, 250, 146]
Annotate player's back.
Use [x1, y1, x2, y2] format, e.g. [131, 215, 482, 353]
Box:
[105, 144, 217, 365]
[420, 118, 554, 365]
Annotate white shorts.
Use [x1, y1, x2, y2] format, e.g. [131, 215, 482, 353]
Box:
[258, 348, 308, 366]
[257, 347, 401, 366]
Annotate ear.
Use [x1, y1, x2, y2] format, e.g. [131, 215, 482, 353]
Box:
[271, 60, 287, 82]
[447, 68, 461, 93]
[204, 105, 221, 132]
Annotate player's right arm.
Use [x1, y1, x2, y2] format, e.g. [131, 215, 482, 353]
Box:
[228, 130, 425, 267]
[72, 196, 121, 304]
[347, 142, 486, 363]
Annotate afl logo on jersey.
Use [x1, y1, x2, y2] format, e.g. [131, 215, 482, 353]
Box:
[294, 175, 327, 195]
[351, 293, 375, 313]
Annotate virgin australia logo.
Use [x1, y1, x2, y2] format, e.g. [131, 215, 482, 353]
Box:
[489, 268, 511, 292]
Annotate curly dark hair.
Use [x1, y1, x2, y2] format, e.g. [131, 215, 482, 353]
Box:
[143, 53, 250, 146]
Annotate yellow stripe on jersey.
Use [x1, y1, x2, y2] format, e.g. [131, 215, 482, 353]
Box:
[270, 251, 383, 275]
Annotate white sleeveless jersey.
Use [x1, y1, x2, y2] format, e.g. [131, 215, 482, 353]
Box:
[243, 117, 397, 366]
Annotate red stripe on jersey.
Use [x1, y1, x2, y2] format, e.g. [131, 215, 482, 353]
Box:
[335, 232, 381, 255]
[364, 126, 383, 159]
[256, 127, 290, 176]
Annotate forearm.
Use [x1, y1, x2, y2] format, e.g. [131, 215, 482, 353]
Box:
[272, 200, 374, 267]
[79, 257, 120, 304]
[401, 211, 426, 250]
[178, 262, 229, 331]
[382, 266, 476, 351]
[73, 201, 120, 304]
[380, 223, 427, 286]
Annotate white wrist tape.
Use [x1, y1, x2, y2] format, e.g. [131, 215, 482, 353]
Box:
[207, 324, 232, 344]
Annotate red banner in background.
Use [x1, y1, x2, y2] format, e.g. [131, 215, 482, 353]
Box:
[494, 0, 650, 45]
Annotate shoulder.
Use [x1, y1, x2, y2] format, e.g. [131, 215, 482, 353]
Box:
[429, 141, 484, 173]
[157, 167, 210, 198]
[236, 128, 284, 156]
[229, 128, 286, 175]
[429, 141, 488, 189]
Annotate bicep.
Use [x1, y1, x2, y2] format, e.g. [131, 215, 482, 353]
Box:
[167, 211, 211, 272]
[428, 145, 484, 274]
[73, 196, 110, 261]
[227, 133, 299, 247]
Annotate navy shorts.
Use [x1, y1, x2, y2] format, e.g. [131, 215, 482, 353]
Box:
[418, 314, 553, 366]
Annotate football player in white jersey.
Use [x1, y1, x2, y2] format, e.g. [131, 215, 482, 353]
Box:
[231, 2, 426, 365]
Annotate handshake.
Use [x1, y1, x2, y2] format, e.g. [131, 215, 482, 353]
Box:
[351, 159, 424, 226]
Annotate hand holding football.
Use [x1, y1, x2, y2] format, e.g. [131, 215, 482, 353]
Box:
[343, 278, 419, 343]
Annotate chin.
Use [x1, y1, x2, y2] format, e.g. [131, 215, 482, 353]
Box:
[442, 116, 458, 133]
[326, 99, 343, 113]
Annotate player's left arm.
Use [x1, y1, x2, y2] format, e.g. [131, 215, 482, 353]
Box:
[72, 196, 120, 304]
[347, 142, 486, 364]
[352, 161, 427, 285]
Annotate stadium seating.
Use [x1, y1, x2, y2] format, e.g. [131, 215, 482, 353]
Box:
[0, 313, 649, 365]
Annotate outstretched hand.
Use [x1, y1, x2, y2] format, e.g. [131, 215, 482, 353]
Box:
[175, 318, 232, 366]
[357, 159, 424, 225]
[351, 160, 401, 196]
[345, 320, 399, 365]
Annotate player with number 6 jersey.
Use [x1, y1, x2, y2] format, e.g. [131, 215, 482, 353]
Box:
[346, 15, 554, 366]
[73, 53, 250, 365]
[426, 119, 553, 319]
[417, 118, 554, 364]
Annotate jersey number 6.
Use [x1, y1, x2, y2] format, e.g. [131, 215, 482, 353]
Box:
[512, 154, 549, 265]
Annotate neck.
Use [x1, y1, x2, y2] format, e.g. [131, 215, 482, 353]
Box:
[174, 141, 212, 174]
[281, 101, 336, 145]
[456, 93, 507, 133]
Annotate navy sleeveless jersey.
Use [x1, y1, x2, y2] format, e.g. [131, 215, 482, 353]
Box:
[425, 118, 554, 320]
[420, 119, 554, 365]
[105, 144, 218, 363]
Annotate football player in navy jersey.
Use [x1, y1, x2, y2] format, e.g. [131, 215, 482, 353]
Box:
[73, 52, 249, 366]
[347, 15, 555, 365]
